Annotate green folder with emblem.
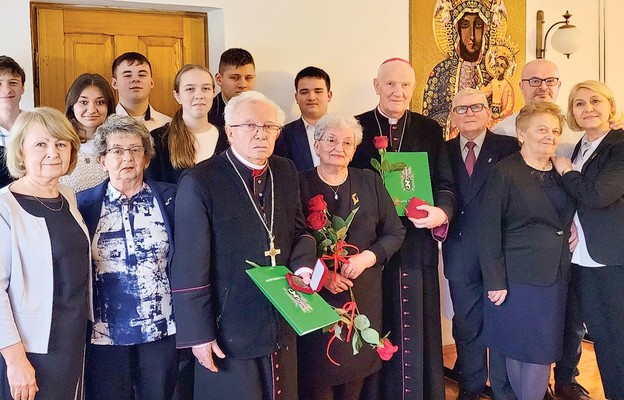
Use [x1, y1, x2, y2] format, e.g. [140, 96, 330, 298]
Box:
[382, 152, 434, 216]
[246, 265, 340, 336]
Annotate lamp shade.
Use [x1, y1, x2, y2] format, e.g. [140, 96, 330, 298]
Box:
[551, 25, 583, 55]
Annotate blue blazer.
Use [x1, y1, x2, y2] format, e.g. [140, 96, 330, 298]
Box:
[274, 118, 314, 172]
[443, 131, 518, 283]
[77, 179, 177, 266]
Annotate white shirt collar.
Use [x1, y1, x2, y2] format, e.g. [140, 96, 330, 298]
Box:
[459, 129, 487, 150]
[230, 147, 267, 170]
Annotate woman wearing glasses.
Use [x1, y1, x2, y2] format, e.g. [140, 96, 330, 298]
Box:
[479, 102, 575, 400]
[552, 80, 624, 399]
[77, 115, 178, 400]
[297, 113, 405, 400]
[148, 64, 228, 184]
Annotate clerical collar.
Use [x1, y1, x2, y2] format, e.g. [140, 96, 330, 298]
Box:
[230, 146, 267, 172]
[376, 106, 405, 125]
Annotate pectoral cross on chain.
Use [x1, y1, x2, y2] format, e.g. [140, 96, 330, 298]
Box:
[264, 239, 281, 266]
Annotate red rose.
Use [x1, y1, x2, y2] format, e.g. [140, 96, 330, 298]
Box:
[373, 135, 388, 150]
[376, 338, 398, 361]
[405, 197, 429, 219]
[306, 211, 327, 230]
[308, 194, 328, 212]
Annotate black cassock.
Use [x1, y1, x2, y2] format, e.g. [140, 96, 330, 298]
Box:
[298, 167, 405, 396]
[171, 149, 316, 400]
[352, 108, 457, 400]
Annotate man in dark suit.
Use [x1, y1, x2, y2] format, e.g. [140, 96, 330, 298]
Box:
[208, 48, 256, 129]
[352, 58, 456, 400]
[444, 88, 518, 400]
[274, 66, 332, 171]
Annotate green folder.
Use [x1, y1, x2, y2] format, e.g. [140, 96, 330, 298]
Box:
[383, 152, 434, 216]
[246, 265, 340, 336]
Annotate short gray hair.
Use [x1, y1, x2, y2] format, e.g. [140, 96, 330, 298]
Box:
[93, 115, 155, 159]
[224, 90, 286, 127]
[452, 88, 489, 109]
[314, 113, 363, 145]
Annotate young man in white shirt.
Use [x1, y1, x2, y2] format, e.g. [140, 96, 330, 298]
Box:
[111, 52, 171, 132]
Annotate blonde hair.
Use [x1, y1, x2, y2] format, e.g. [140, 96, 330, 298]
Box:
[169, 64, 215, 169]
[567, 80, 617, 132]
[6, 107, 80, 178]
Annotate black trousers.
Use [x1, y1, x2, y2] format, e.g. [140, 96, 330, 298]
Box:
[573, 264, 624, 399]
[448, 280, 515, 398]
[85, 335, 178, 400]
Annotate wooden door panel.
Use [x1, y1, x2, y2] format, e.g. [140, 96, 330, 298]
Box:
[138, 37, 182, 114]
[33, 4, 208, 117]
[64, 34, 114, 87]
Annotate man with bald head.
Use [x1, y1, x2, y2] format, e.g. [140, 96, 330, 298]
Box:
[493, 59, 583, 158]
[352, 58, 457, 400]
[493, 59, 591, 400]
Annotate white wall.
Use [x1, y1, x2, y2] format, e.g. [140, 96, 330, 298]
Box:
[4, 0, 622, 116]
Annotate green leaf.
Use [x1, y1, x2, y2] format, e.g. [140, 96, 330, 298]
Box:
[351, 330, 361, 355]
[370, 158, 381, 172]
[381, 159, 391, 172]
[334, 324, 343, 340]
[332, 215, 346, 230]
[340, 315, 351, 325]
[335, 226, 347, 240]
[334, 308, 348, 316]
[354, 314, 371, 330]
[343, 207, 360, 230]
[361, 328, 381, 345]
[390, 162, 407, 172]
[320, 239, 333, 248]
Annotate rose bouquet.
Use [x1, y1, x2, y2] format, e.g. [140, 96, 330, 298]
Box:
[306, 194, 398, 365]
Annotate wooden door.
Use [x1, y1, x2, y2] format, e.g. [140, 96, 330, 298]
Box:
[32, 3, 208, 117]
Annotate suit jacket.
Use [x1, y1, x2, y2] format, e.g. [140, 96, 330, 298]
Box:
[353, 108, 456, 268]
[563, 129, 624, 265]
[146, 123, 229, 184]
[207, 92, 226, 129]
[77, 179, 176, 266]
[478, 152, 576, 290]
[443, 131, 519, 283]
[274, 118, 314, 171]
[170, 151, 316, 359]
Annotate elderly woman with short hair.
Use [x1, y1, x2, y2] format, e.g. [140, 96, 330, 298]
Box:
[0, 107, 90, 400]
[297, 113, 405, 400]
[479, 102, 576, 400]
[77, 115, 177, 400]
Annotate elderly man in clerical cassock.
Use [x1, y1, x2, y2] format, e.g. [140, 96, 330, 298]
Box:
[351, 58, 457, 400]
[171, 90, 316, 400]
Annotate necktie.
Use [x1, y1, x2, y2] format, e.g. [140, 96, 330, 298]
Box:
[465, 141, 476, 177]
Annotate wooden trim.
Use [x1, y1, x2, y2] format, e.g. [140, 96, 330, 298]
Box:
[31, 2, 209, 19]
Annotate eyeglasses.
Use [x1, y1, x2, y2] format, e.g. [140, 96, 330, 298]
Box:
[453, 103, 486, 114]
[105, 146, 145, 158]
[317, 137, 356, 149]
[521, 77, 559, 87]
[228, 123, 282, 135]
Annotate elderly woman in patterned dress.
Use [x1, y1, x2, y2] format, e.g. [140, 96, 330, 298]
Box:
[77, 115, 178, 400]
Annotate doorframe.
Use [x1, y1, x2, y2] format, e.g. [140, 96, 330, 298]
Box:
[30, 1, 209, 106]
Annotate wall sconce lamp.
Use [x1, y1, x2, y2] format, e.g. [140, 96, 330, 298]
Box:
[536, 10, 583, 59]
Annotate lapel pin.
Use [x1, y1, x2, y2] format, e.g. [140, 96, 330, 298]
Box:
[488, 158, 492, 163]
[165, 197, 172, 205]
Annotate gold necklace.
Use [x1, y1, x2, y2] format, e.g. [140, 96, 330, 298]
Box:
[33, 194, 64, 212]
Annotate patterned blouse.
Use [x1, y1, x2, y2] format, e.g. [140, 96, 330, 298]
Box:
[91, 182, 175, 345]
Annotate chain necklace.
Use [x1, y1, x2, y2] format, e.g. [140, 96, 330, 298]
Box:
[226, 150, 281, 266]
[34, 194, 64, 212]
[316, 167, 348, 200]
[374, 108, 408, 152]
